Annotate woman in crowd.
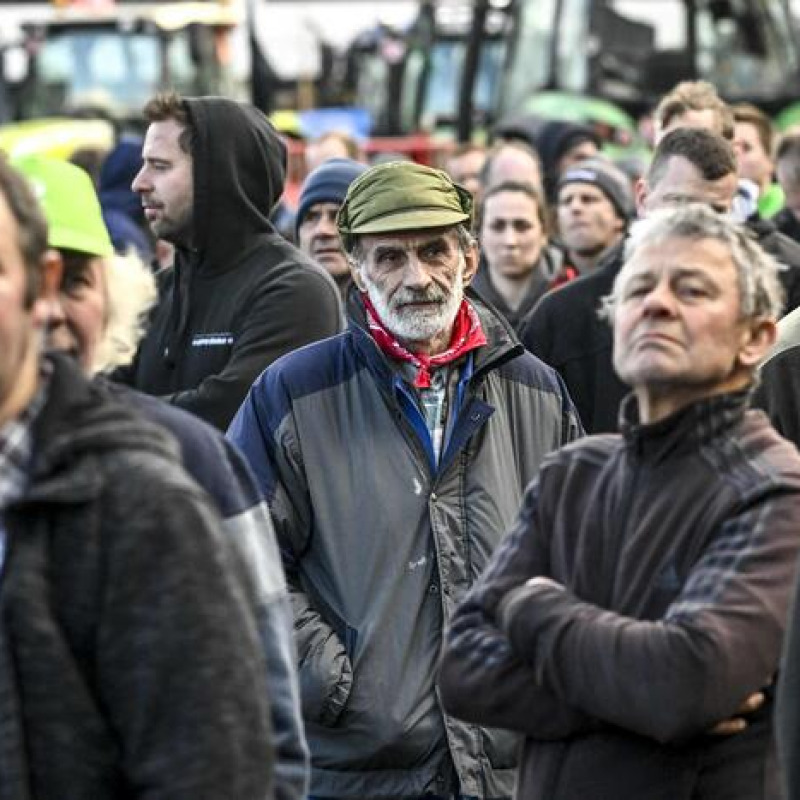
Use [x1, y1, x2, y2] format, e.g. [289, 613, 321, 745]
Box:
[471, 180, 561, 332]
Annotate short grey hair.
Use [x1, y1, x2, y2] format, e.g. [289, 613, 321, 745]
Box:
[601, 204, 784, 323]
[347, 223, 476, 268]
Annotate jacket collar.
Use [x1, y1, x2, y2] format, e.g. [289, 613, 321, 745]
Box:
[619, 387, 751, 461]
[19, 354, 178, 506]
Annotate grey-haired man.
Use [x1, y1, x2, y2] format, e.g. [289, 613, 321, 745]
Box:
[441, 203, 800, 800]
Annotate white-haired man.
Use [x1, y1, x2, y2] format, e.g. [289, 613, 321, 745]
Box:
[229, 161, 581, 800]
[440, 203, 800, 800]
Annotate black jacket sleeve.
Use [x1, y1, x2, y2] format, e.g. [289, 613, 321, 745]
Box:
[438, 482, 594, 738]
[752, 346, 800, 452]
[777, 569, 800, 800]
[168, 267, 342, 430]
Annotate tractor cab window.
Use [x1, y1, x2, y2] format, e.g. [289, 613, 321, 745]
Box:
[597, 0, 797, 102]
[695, 0, 797, 100]
[21, 28, 160, 117]
[504, 0, 799, 115]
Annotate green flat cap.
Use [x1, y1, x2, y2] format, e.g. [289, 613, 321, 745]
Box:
[337, 160, 473, 251]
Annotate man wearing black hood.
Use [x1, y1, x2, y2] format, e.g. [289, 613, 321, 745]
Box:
[493, 115, 601, 203]
[119, 93, 342, 430]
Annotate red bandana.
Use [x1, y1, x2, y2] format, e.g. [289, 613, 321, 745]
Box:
[363, 293, 487, 388]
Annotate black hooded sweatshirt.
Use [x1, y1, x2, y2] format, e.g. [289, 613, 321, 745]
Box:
[117, 98, 342, 430]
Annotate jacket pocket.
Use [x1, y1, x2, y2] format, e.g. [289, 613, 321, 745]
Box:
[296, 600, 357, 727]
[298, 629, 354, 726]
[482, 725, 521, 770]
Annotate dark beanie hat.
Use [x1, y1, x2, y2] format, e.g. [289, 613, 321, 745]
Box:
[295, 158, 367, 237]
[557, 158, 635, 221]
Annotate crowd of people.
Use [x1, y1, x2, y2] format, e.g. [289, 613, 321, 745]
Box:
[4, 77, 800, 800]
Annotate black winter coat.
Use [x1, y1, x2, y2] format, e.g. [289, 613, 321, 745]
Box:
[519, 243, 625, 434]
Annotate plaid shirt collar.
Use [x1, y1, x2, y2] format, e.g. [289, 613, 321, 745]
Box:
[0, 364, 50, 512]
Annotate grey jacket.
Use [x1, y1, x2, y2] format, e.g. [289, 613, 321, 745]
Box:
[229, 294, 582, 799]
[0, 355, 275, 800]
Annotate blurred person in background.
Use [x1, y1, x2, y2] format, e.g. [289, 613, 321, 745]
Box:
[294, 157, 367, 299]
[774, 133, 800, 243]
[650, 84, 800, 308]
[492, 116, 600, 204]
[533, 120, 601, 203]
[732, 103, 783, 219]
[480, 138, 543, 197]
[472, 180, 559, 332]
[520, 128, 740, 433]
[553, 158, 634, 284]
[98, 135, 156, 263]
[15, 152, 310, 800]
[68, 144, 106, 187]
[444, 142, 487, 203]
[653, 80, 735, 143]
[118, 92, 342, 430]
[305, 130, 365, 172]
[0, 151, 276, 800]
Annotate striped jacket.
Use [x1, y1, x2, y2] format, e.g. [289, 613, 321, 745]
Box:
[228, 294, 582, 799]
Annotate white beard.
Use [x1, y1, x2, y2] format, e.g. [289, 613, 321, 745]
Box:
[362, 260, 465, 344]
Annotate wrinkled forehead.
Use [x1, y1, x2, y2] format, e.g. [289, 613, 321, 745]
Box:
[359, 226, 461, 253]
[618, 234, 736, 287]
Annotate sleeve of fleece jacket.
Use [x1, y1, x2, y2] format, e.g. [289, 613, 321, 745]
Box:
[496, 488, 800, 744]
[227, 370, 353, 727]
[97, 458, 275, 799]
[438, 480, 594, 739]
[777, 572, 800, 800]
[167, 263, 342, 430]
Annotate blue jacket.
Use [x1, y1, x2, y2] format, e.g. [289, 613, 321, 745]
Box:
[229, 294, 581, 799]
[99, 378, 309, 800]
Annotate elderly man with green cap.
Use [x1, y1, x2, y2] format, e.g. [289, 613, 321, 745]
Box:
[229, 160, 582, 800]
